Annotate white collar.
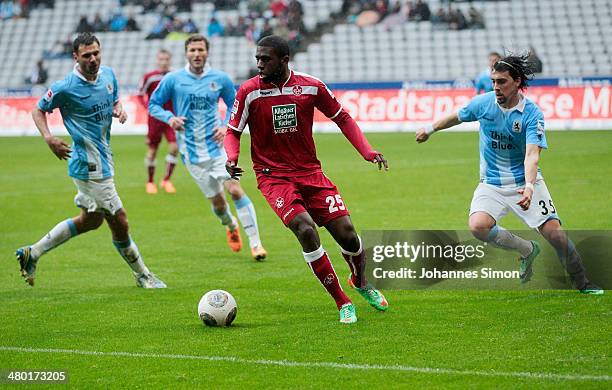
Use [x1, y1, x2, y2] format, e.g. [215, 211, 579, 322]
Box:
[497, 94, 525, 114]
[185, 63, 211, 78]
[73, 63, 101, 83]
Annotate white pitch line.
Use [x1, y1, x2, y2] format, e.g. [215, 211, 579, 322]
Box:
[0, 346, 609, 382]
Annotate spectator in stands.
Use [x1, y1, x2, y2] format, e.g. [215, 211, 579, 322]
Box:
[413, 0, 430, 21]
[447, 6, 467, 30]
[528, 46, 543, 74]
[75, 15, 93, 33]
[260, 18, 274, 40]
[270, 0, 287, 17]
[25, 59, 48, 85]
[468, 6, 485, 29]
[183, 17, 198, 33]
[431, 6, 447, 25]
[1, 1, 19, 19]
[225, 16, 240, 36]
[146, 15, 170, 39]
[207, 16, 225, 37]
[91, 13, 107, 32]
[287, 0, 303, 17]
[248, 0, 268, 16]
[126, 13, 140, 31]
[109, 10, 128, 32]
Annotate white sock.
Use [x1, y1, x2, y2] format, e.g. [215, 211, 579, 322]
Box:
[30, 219, 79, 259]
[487, 225, 533, 258]
[212, 204, 238, 231]
[113, 238, 150, 275]
[233, 195, 261, 248]
[165, 154, 177, 164]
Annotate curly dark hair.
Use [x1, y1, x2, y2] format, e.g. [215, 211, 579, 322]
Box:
[492, 52, 536, 90]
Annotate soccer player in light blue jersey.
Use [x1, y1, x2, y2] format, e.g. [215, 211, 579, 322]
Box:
[416, 54, 602, 294]
[149, 34, 267, 261]
[15, 33, 166, 288]
[474, 52, 500, 94]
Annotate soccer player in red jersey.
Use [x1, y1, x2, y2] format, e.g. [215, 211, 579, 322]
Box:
[224, 36, 389, 324]
[138, 49, 179, 194]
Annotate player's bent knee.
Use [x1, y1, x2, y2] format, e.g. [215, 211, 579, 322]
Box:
[225, 180, 244, 198]
[289, 215, 317, 241]
[468, 221, 493, 242]
[209, 193, 227, 209]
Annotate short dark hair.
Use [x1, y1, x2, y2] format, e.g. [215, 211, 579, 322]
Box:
[489, 51, 501, 58]
[492, 52, 535, 90]
[185, 34, 209, 51]
[73, 33, 100, 54]
[257, 35, 290, 58]
[158, 48, 171, 56]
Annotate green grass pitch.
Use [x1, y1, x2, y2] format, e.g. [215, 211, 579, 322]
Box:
[0, 131, 610, 388]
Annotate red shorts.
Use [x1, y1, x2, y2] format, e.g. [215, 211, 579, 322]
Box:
[146, 117, 176, 147]
[257, 171, 350, 226]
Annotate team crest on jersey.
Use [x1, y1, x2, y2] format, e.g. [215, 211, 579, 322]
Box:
[292, 85, 303, 96]
[209, 81, 220, 91]
[43, 89, 53, 101]
[275, 197, 284, 209]
[511, 120, 522, 133]
[106, 83, 114, 94]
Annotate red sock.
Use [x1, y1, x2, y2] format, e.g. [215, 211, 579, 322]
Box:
[163, 162, 175, 181]
[147, 165, 155, 183]
[305, 248, 351, 309]
[163, 154, 177, 181]
[341, 237, 366, 288]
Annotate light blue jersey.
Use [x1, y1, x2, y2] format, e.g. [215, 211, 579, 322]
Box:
[149, 64, 235, 164]
[458, 91, 548, 188]
[474, 68, 493, 94]
[38, 64, 118, 180]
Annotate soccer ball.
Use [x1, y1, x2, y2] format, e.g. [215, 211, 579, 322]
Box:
[198, 290, 237, 327]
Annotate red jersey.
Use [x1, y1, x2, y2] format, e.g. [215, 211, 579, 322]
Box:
[138, 69, 173, 113]
[228, 70, 343, 177]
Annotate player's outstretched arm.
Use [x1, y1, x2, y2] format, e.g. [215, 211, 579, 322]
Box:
[332, 110, 388, 170]
[31, 107, 71, 160]
[416, 113, 462, 143]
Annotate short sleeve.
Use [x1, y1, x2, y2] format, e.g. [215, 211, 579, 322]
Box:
[111, 69, 119, 103]
[315, 81, 342, 119]
[228, 85, 249, 132]
[220, 74, 237, 126]
[37, 80, 65, 113]
[148, 73, 175, 124]
[525, 110, 547, 149]
[457, 94, 482, 122]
